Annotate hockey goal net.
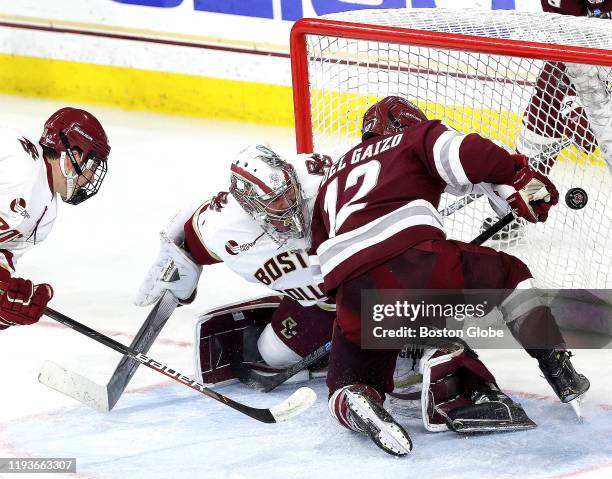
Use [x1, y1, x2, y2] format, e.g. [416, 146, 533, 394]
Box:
[291, 8, 612, 290]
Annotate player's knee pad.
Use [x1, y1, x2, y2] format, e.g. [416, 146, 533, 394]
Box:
[267, 297, 335, 360]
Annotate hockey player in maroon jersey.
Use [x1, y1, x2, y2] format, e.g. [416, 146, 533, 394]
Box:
[308, 96, 590, 456]
[0, 108, 110, 331]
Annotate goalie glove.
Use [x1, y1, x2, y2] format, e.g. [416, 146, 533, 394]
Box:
[507, 154, 559, 223]
[135, 234, 202, 307]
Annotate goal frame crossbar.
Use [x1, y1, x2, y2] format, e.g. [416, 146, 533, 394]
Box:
[290, 16, 612, 154]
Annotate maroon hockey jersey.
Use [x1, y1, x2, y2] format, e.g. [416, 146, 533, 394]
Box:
[541, 0, 612, 16]
[308, 120, 516, 295]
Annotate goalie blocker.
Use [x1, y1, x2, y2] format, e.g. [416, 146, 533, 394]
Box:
[195, 296, 535, 435]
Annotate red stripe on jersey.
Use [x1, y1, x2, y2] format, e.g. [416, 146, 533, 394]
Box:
[183, 205, 222, 266]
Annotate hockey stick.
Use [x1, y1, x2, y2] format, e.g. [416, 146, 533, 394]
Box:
[440, 135, 570, 220]
[439, 192, 482, 217]
[470, 212, 515, 245]
[38, 292, 179, 412]
[232, 340, 332, 393]
[39, 306, 316, 423]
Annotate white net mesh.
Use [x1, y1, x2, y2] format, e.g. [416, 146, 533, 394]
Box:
[299, 8, 612, 289]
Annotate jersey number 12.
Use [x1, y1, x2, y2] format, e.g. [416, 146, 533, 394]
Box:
[323, 160, 381, 237]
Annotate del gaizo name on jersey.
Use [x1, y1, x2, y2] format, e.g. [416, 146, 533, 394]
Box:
[323, 133, 403, 182]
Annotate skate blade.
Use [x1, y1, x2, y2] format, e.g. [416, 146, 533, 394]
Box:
[569, 393, 586, 420]
[346, 391, 413, 457]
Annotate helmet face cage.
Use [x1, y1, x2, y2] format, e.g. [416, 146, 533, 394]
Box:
[66, 157, 108, 205]
[59, 129, 108, 205]
[230, 151, 308, 245]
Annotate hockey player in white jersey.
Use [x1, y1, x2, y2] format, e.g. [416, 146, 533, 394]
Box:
[136, 145, 335, 369]
[0, 108, 110, 330]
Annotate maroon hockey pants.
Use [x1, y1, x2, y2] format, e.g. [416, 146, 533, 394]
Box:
[326, 239, 563, 397]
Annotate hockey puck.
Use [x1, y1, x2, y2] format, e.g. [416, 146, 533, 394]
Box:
[565, 187, 588, 210]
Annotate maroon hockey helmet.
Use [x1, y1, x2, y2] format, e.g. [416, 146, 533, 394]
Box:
[361, 96, 428, 141]
[40, 107, 111, 205]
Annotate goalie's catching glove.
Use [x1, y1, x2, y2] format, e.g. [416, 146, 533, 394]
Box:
[135, 234, 202, 307]
[507, 154, 559, 223]
[0, 268, 53, 328]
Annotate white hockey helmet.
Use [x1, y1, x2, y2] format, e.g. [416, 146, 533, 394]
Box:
[229, 145, 308, 245]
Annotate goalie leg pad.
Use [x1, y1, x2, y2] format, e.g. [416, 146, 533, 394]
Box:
[421, 345, 536, 433]
[194, 296, 282, 384]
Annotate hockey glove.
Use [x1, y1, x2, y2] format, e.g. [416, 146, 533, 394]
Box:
[508, 154, 559, 223]
[0, 270, 53, 327]
[135, 234, 202, 307]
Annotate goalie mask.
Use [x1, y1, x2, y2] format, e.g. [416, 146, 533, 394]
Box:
[230, 145, 308, 245]
[361, 96, 428, 141]
[40, 107, 110, 205]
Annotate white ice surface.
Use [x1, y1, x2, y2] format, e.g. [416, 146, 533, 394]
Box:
[0, 96, 611, 479]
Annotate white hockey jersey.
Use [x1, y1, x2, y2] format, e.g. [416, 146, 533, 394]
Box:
[184, 154, 331, 309]
[0, 128, 57, 273]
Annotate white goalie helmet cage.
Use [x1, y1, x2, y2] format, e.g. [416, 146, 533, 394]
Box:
[229, 145, 309, 245]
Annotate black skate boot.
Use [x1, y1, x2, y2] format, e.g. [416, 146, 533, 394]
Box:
[344, 388, 413, 457]
[446, 384, 537, 433]
[538, 350, 590, 404]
